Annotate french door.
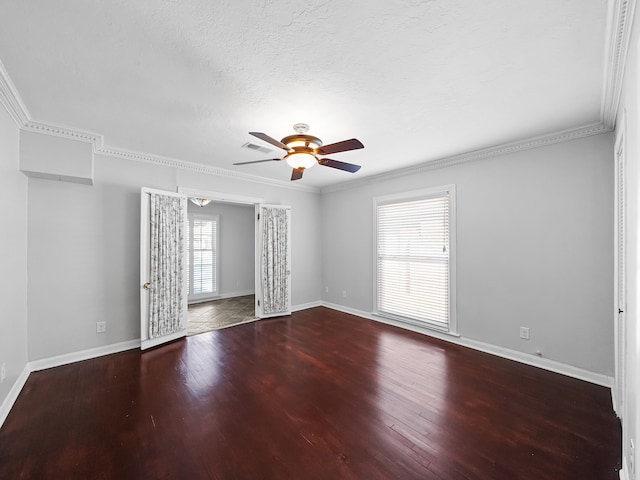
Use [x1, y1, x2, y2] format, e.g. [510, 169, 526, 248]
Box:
[140, 188, 189, 350]
[255, 204, 292, 318]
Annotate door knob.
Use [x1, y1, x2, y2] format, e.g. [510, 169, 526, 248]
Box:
[143, 282, 151, 290]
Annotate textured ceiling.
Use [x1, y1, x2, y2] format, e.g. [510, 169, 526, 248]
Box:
[0, 0, 610, 188]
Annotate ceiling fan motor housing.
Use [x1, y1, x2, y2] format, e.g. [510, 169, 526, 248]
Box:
[280, 134, 323, 153]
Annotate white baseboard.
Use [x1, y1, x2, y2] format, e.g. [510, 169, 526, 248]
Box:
[188, 290, 255, 305]
[0, 302, 616, 432]
[292, 300, 323, 312]
[321, 302, 614, 388]
[141, 332, 185, 351]
[0, 364, 31, 428]
[29, 339, 140, 372]
[0, 300, 318, 429]
[612, 387, 621, 418]
[620, 464, 629, 480]
[0, 339, 140, 430]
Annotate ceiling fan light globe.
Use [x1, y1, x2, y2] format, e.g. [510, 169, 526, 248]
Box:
[189, 197, 212, 207]
[285, 152, 316, 169]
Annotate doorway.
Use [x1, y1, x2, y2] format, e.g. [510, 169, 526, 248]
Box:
[184, 195, 258, 335]
[141, 188, 292, 346]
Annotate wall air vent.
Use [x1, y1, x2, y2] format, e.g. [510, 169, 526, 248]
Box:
[242, 142, 273, 154]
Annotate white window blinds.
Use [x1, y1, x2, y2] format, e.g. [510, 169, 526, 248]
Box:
[187, 216, 218, 296]
[376, 189, 452, 330]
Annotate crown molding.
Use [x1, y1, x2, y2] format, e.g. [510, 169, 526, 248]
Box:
[19, 118, 320, 193]
[0, 59, 31, 127]
[321, 122, 612, 194]
[23, 120, 103, 144]
[601, 0, 637, 128]
[95, 144, 320, 194]
[14, 116, 614, 196]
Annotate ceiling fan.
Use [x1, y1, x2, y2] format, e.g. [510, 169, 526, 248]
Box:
[234, 123, 364, 181]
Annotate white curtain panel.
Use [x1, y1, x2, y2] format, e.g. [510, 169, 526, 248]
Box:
[149, 193, 186, 339]
[261, 207, 289, 315]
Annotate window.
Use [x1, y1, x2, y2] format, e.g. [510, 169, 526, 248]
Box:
[375, 185, 456, 333]
[187, 215, 219, 299]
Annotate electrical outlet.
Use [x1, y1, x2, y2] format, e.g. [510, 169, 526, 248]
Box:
[96, 322, 106, 334]
[519, 327, 530, 340]
[1, 363, 5, 383]
[324, 286, 329, 293]
[342, 290, 347, 298]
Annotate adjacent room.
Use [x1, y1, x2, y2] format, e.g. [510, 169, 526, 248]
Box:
[185, 199, 256, 335]
[0, 1, 638, 479]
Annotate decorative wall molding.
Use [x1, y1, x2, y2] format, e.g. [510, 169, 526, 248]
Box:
[0, 59, 30, 127]
[322, 302, 614, 388]
[602, 0, 637, 128]
[321, 122, 612, 194]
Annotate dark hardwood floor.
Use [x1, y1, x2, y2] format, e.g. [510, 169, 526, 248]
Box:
[0, 307, 621, 479]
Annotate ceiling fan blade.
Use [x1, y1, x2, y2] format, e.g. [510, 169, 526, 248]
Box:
[318, 158, 361, 173]
[291, 168, 304, 181]
[317, 138, 364, 155]
[249, 132, 290, 151]
[233, 158, 281, 165]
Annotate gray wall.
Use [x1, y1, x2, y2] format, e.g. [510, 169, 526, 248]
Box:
[2, 115, 616, 407]
[26, 151, 322, 361]
[0, 106, 28, 408]
[321, 133, 614, 375]
[187, 201, 255, 299]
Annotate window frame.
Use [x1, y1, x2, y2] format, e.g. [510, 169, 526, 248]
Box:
[187, 213, 220, 302]
[373, 185, 457, 335]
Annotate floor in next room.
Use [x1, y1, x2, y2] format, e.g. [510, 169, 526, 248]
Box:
[187, 294, 257, 335]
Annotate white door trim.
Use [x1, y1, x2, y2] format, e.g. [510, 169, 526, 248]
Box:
[177, 187, 264, 206]
[140, 187, 189, 350]
[613, 112, 627, 418]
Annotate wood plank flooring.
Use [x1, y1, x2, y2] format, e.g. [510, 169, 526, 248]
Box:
[188, 295, 257, 336]
[0, 307, 621, 479]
